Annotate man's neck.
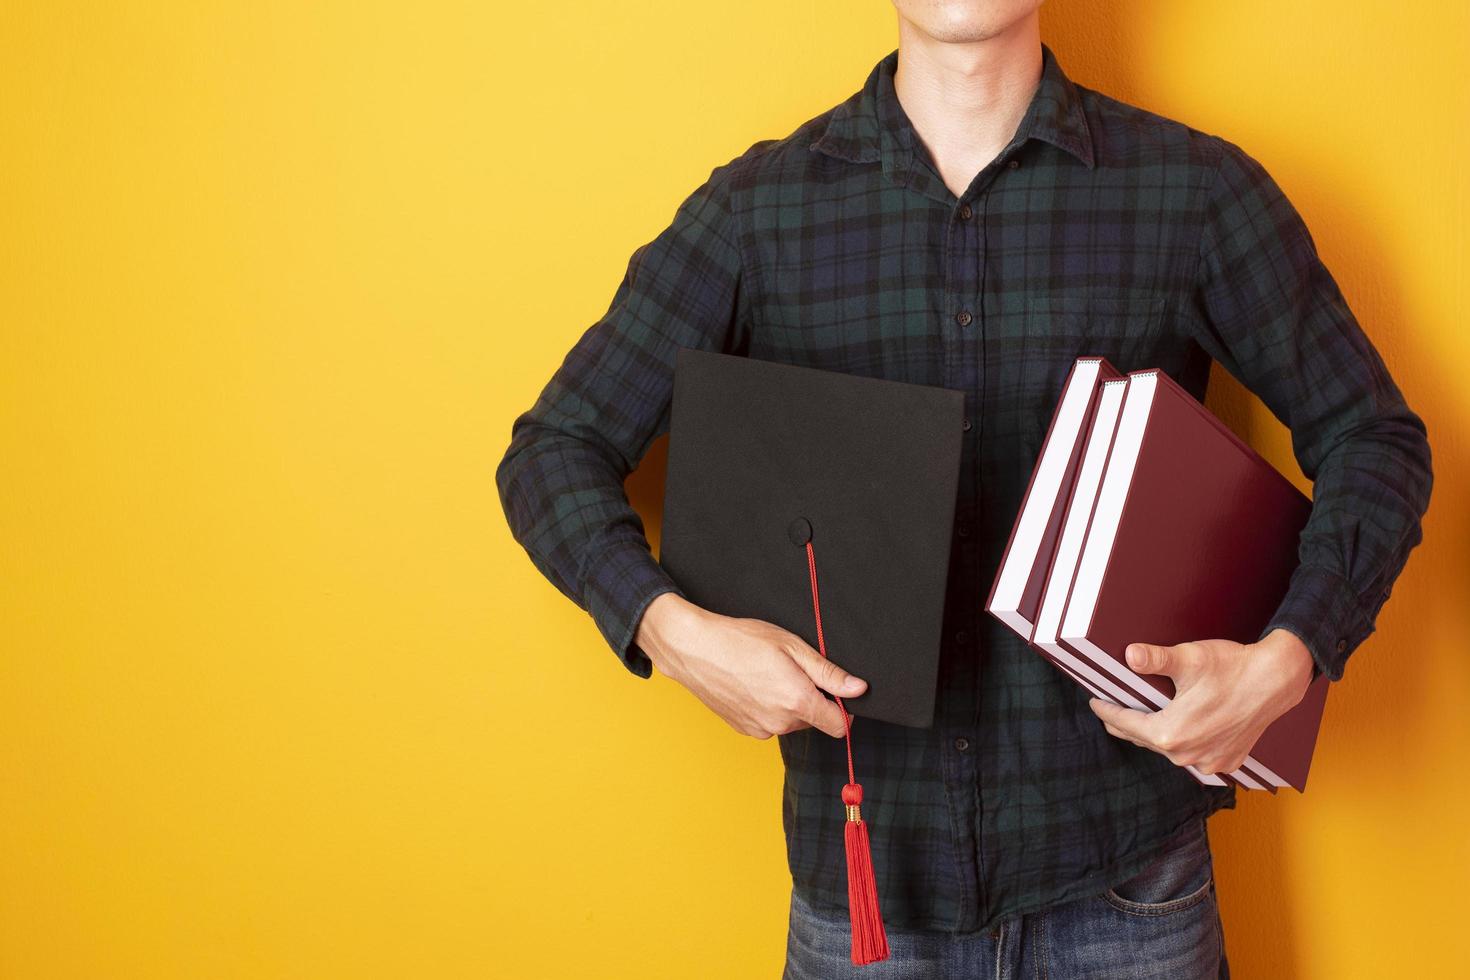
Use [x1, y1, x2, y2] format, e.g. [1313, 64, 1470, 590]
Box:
[892, 16, 1044, 199]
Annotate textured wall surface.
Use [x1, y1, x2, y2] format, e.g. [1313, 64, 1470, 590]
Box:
[2, 2, 1465, 977]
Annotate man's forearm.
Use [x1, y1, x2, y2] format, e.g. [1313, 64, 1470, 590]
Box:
[1192, 140, 1433, 679]
[495, 149, 751, 675]
[1259, 408, 1432, 679]
[496, 417, 683, 676]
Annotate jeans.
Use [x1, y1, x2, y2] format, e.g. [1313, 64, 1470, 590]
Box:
[784, 817, 1227, 979]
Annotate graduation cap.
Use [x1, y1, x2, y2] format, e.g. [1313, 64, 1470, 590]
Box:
[659, 348, 965, 965]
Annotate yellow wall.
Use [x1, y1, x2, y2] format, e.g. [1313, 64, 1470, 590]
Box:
[2, 2, 1465, 977]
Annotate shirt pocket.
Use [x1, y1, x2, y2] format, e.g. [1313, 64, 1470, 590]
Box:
[1009, 289, 1170, 444]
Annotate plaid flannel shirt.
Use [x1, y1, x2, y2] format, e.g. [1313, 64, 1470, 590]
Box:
[496, 46, 1432, 932]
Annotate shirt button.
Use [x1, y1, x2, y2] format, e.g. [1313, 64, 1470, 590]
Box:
[1336, 638, 1348, 654]
[954, 630, 970, 646]
[954, 737, 970, 752]
[956, 521, 971, 538]
[955, 309, 973, 327]
[961, 417, 972, 432]
[1007, 159, 1020, 170]
[958, 203, 973, 221]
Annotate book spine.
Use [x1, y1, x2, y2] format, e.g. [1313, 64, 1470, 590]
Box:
[985, 358, 1102, 615]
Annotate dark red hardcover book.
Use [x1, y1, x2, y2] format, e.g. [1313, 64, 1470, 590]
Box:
[1019, 376, 1269, 791]
[986, 359, 1258, 790]
[987, 357, 1121, 637]
[1059, 369, 1330, 791]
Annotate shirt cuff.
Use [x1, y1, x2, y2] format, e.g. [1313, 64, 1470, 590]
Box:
[1258, 564, 1374, 681]
[582, 527, 686, 678]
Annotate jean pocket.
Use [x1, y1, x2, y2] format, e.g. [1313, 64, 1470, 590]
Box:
[1102, 818, 1214, 917]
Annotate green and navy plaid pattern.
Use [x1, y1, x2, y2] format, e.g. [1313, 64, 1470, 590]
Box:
[496, 46, 1431, 933]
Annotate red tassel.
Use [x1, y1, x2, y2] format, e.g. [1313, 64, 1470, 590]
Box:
[805, 539, 889, 965]
[841, 782, 889, 965]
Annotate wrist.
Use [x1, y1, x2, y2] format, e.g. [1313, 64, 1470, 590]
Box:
[1258, 628, 1315, 709]
[636, 592, 700, 673]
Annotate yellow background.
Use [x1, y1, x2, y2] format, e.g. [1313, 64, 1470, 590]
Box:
[2, 2, 1465, 977]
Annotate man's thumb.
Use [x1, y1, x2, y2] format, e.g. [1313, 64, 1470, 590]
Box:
[787, 642, 868, 697]
[1126, 642, 1171, 676]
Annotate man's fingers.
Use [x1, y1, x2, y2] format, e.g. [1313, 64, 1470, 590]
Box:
[800, 689, 848, 739]
[786, 641, 868, 698]
[1088, 698, 1155, 744]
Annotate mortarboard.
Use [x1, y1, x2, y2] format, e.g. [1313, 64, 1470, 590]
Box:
[659, 348, 965, 965]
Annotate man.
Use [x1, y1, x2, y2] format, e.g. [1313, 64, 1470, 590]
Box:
[496, 1, 1432, 976]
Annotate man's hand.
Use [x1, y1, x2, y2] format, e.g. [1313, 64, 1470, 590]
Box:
[1087, 628, 1317, 775]
[634, 592, 867, 740]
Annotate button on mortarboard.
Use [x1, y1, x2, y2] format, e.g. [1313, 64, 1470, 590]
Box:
[660, 348, 965, 729]
[787, 517, 813, 547]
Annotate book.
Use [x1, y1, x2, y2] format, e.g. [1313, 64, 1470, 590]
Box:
[1028, 377, 1273, 789]
[988, 359, 1333, 791]
[988, 368, 1258, 790]
[987, 357, 1121, 636]
[1058, 369, 1330, 791]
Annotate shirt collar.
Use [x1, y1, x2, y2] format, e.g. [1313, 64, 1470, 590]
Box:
[810, 44, 1095, 174]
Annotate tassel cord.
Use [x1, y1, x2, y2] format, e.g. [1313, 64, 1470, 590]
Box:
[804, 539, 890, 966]
[805, 540, 856, 785]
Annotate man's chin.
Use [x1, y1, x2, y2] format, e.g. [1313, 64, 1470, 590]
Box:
[924, 27, 1006, 44]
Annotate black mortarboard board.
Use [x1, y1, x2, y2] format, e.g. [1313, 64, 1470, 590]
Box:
[659, 348, 964, 728]
[658, 348, 964, 965]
